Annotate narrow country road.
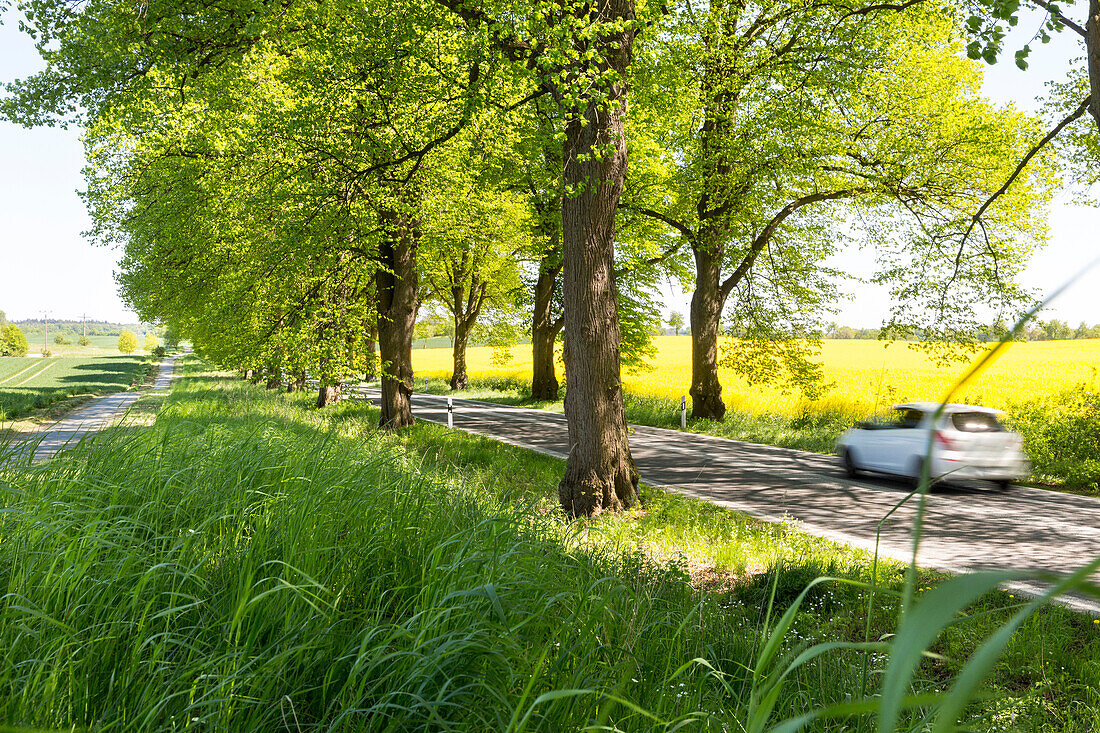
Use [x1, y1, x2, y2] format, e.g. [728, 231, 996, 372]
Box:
[356, 387, 1100, 612]
[7, 355, 179, 462]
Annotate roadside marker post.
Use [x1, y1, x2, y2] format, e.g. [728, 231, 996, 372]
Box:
[447, 397, 454, 429]
[680, 396, 686, 429]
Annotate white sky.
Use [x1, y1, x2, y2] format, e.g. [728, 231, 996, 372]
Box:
[1, 7, 1097, 326]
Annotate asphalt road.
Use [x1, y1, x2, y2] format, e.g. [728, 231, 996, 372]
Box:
[356, 387, 1100, 612]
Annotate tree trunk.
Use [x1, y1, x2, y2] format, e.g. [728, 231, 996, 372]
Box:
[531, 257, 563, 400]
[317, 384, 341, 407]
[1088, 0, 1100, 128]
[557, 2, 639, 517]
[689, 244, 727, 421]
[451, 321, 471, 390]
[243, 369, 253, 381]
[287, 370, 307, 393]
[376, 199, 419, 429]
[249, 370, 263, 385]
[265, 365, 282, 390]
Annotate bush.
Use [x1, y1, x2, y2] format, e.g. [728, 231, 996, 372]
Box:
[78, 335, 91, 347]
[152, 346, 166, 358]
[41, 348, 52, 358]
[1008, 388, 1100, 492]
[117, 330, 139, 354]
[0, 323, 29, 357]
[53, 334, 72, 345]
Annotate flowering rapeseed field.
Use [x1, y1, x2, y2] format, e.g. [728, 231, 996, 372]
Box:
[413, 336, 1100, 417]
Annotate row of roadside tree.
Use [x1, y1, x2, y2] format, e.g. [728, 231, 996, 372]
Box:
[3, 0, 1096, 514]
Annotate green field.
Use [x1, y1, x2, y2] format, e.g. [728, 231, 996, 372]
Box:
[0, 355, 151, 420]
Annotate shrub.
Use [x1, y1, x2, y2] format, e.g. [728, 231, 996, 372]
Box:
[0, 323, 29, 357]
[152, 346, 166, 358]
[41, 348, 52, 358]
[53, 334, 72, 345]
[1008, 388, 1100, 492]
[117, 330, 139, 354]
[78, 335, 91, 347]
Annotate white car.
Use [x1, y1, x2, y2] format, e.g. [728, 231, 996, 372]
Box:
[835, 403, 1029, 489]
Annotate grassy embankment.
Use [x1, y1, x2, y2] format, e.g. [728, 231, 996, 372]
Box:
[0, 354, 155, 420]
[2, 359, 1100, 730]
[413, 337, 1100, 493]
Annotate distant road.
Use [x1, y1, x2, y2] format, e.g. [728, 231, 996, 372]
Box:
[356, 387, 1100, 612]
[8, 355, 179, 462]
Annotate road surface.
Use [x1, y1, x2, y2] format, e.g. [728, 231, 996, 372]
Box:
[356, 387, 1100, 612]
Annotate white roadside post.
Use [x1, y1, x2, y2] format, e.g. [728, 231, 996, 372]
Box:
[447, 397, 454, 429]
[680, 396, 686, 430]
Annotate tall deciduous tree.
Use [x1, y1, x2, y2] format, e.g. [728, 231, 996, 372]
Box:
[626, 1, 1050, 420]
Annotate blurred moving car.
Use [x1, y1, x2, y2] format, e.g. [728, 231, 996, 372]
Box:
[835, 403, 1029, 489]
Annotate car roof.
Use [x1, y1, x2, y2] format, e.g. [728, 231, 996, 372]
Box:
[892, 402, 1004, 415]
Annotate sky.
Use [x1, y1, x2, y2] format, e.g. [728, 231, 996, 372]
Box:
[0, 7, 1097, 327]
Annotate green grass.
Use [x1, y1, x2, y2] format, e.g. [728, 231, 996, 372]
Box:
[2, 360, 1099, 730]
[0, 355, 153, 420]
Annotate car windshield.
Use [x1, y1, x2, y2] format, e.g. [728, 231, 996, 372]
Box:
[951, 411, 1005, 433]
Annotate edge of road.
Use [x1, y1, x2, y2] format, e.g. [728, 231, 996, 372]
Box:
[351, 385, 1100, 614]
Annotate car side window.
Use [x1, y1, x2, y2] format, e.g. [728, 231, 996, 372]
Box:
[892, 408, 924, 429]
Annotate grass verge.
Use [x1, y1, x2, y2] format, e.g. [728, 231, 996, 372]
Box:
[1, 362, 1098, 730]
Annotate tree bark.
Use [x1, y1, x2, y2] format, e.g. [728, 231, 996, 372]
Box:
[689, 243, 728, 421]
[557, 0, 639, 517]
[249, 370, 263, 385]
[531, 256, 564, 400]
[376, 198, 419, 429]
[265, 365, 282, 390]
[450, 323, 470, 390]
[1088, 0, 1100, 128]
[317, 384, 341, 407]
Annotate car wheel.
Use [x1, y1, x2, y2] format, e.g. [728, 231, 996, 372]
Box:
[842, 448, 860, 478]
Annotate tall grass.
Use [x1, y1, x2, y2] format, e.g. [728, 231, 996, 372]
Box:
[3, 366, 1100, 731]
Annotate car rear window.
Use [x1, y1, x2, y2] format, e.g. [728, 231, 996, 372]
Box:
[951, 412, 1005, 432]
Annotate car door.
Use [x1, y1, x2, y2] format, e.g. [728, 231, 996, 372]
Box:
[868, 408, 925, 474]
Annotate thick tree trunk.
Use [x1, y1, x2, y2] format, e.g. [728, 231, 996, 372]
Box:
[376, 200, 419, 429]
[1089, 0, 1100, 128]
[689, 245, 727, 421]
[450, 324, 471, 390]
[316, 384, 341, 407]
[557, 2, 639, 517]
[249, 370, 263, 385]
[531, 258, 563, 400]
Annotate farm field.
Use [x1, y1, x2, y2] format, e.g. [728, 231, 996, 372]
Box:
[413, 336, 1100, 416]
[0, 355, 151, 420]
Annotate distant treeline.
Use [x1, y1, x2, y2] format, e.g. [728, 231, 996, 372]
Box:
[13, 319, 150, 337]
[827, 319, 1100, 342]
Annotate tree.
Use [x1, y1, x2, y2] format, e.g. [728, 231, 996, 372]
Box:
[626, 1, 1050, 420]
[668, 312, 685, 336]
[0, 323, 29, 357]
[420, 145, 528, 390]
[144, 332, 159, 352]
[117, 330, 138, 354]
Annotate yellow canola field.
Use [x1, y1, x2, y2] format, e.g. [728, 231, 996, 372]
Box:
[413, 336, 1100, 416]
